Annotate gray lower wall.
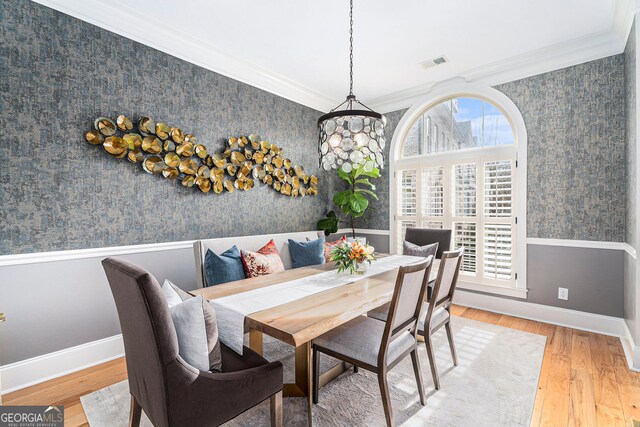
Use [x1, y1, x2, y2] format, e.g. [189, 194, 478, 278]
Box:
[0, 1, 330, 256]
[0, 248, 198, 365]
[624, 251, 637, 339]
[526, 245, 623, 317]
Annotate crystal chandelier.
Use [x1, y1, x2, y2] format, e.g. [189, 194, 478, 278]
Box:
[318, 0, 386, 173]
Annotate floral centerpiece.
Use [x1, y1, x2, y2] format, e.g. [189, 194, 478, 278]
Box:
[330, 241, 376, 275]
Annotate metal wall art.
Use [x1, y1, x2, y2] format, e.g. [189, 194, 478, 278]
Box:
[85, 115, 318, 197]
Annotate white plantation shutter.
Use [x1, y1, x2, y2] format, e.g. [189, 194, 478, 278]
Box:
[454, 164, 476, 217]
[423, 221, 443, 229]
[400, 170, 417, 216]
[396, 220, 416, 253]
[422, 167, 444, 217]
[454, 222, 477, 274]
[484, 224, 513, 280]
[484, 161, 512, 217]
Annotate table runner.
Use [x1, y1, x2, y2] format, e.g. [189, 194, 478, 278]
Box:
[211, 254, 425, 354]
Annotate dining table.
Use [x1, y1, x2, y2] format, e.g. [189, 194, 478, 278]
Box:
[191, 254, 440, 425]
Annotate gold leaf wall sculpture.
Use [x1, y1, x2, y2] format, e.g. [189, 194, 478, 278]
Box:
[85, 116, 319, 197]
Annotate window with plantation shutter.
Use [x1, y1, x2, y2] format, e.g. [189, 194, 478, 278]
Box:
[395, 95, 520, 289]
[484, 224, 513, 280]
[484, 160, 512, 217]
[400, 170, 417, 216]
[422, 167, 444, 217]
[454, 164, 476, 217]
[454, 222, 477, 273]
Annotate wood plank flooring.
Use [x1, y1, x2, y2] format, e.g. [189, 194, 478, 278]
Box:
[3, 305, 639, 427]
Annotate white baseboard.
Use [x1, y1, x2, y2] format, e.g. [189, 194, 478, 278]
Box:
[0, 334, 124, 395]
[453, 289, 627, 338]
[622, 322, 640, 372]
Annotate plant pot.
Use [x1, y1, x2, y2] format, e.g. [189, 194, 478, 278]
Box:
[346, 236, 368, 245]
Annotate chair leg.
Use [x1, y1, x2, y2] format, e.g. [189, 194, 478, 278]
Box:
[424, 333, 440, 390]
[353, 364, 359, 373]
[270, 390, 282, 427]
[410, 349, 426, 406]
[377, 372, 394, 427]
[129, 395, 142, 427]
[445, 321, 458, 366]
[312, 346, 320, 404]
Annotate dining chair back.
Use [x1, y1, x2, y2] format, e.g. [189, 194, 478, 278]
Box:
[420, 248, 464, 390]
[405, 227, 452, 259]
[380, 257, 433, 366]
[430, 248, 464, 308]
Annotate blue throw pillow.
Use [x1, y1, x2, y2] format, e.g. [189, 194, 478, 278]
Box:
[204, 246, 246, 286]
[288, 237, 326, 268]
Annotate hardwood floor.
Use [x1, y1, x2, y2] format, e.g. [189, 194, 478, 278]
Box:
[3, 305, 639, 426]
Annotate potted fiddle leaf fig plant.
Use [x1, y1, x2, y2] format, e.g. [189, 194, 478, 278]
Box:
[317, 163, 379, 241]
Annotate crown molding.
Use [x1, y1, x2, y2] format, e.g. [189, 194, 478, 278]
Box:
[32, 0, 637, 116]
[370, 30, 626, 113]
[31, 0, 338, 112]
[370, 0, 636, 113]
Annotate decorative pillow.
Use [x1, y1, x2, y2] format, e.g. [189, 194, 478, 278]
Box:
[241, 240, 285, 278]
[403, 241, 439, 259]
[289, 237, 326, 268]
[204, 246, 245, 286]
[324, 235, 347, 262]
[161, 280, 222, 372]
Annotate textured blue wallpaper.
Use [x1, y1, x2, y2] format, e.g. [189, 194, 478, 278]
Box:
[497, 55, 625, 241]
[625, 22, 637, 247]
[363, 55, 626, 242]
[0, 1, 332, 255]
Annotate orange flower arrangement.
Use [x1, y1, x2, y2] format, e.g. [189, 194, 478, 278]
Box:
[330, 241, 376, 274]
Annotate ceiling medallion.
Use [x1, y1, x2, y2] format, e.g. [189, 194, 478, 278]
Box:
[317, 0, 386, 173]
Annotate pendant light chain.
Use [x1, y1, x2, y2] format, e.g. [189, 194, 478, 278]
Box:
[317, 0, 386, 171]
[348, 0, 354, 104]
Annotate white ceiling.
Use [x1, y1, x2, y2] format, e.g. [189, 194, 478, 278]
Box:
[36, 0, 634, 112]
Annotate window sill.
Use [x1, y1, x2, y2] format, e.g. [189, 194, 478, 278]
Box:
[457, 280, 528, 299]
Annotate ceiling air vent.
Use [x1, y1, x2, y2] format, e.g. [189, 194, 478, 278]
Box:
[421, 56, 448, 70]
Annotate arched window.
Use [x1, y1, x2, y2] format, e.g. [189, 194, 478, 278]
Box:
[391, 88, 526, 295]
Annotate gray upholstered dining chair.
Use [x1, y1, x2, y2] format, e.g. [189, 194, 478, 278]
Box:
[368, 249, 464, 390]
[312, 257, 433, 427]
[405, 227, 452, 259]
[102, 257, 284, 427]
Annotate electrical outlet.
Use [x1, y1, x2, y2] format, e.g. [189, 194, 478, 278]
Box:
[558, 287, 569, 301]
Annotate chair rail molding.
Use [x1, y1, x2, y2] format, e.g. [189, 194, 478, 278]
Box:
[0, 240, 196, 267]
[527, 238, 636, 258]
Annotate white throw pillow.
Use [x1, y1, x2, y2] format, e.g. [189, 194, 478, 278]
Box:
[161, 280, 184, 307]
[161, 279, 223, 372]
[170, 295, 210, 371]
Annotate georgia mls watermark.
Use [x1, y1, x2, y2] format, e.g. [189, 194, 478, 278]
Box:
[0, 406, 64, 427]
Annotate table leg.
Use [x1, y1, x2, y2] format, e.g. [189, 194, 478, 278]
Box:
[281, 342, 313, 425]
[300, 342, 313, 426]
[249, 329, 263, 356]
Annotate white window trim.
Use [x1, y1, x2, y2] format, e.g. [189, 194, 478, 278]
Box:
[389, 83, 528, 299]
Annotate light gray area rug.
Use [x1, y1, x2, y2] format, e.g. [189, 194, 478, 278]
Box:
[81, 317, 545, 426]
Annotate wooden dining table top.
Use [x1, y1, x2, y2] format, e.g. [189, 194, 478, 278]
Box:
[191, 255, 439, 347]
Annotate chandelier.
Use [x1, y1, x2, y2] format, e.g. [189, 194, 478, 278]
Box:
[318, 0, 386, 173]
